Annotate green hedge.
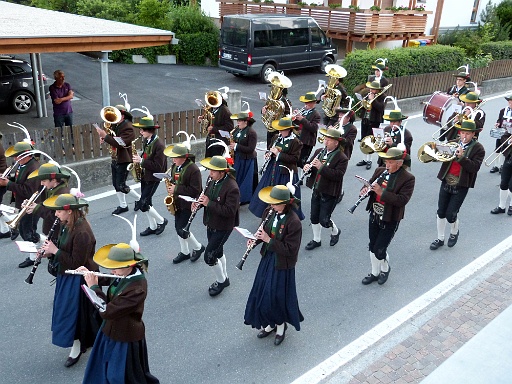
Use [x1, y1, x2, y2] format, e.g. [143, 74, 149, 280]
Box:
[480, 41, 512, 59]
[343, 45, 465, 93]
[171, 33, 219, 66]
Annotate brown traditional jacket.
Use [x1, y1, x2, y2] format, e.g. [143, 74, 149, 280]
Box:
[33, 181, 69, 234]
[305, 147, 348, 197]
[172, 159, 202, 211]
[141, 135, 167, 182]
[233, 126, 257, 160]
[7, 157, 40, 209]
[0, 142, 6, 173]
[297, 108, 321, 147]
[437, 139, 485, 188]
[269, 134, 303, 174]
[104, 119, 136, 164]
[203, 175, 240, 231]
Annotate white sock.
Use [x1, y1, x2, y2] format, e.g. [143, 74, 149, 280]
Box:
[0, 217, 9, 234]
[381, 253, 389, 273]
[331, 222, 339, 236]
[211, 262, 226, 284]
[370, 252, 380, 276]
[69, 339, 81, 358]
[437, 216, 447, 241]
[264, 325, 274, 332]
[366, 154, 372, 162]
[148, 206, 164, 225]
[29, 252, 37, 261]
[499, 189, 508, 209]
[128, 189, 141, 200]
[218, 255, 228, 279]
[276, 323, 285, 336]
[116, 192, 127, 208]
[450, 219, 459, 235]
[497, 154, 504, 167]
[145, 212, 157, 230]
[187, 232, 201, 251]
[509, 191, 512, 207]
[312, 223, 322, 242]
[178, 237, 190, 255]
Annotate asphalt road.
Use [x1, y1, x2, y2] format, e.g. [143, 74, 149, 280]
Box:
[0, 53, 511, 384]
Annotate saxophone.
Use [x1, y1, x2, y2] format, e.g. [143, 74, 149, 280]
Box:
[321, 64, 347, 118]
[261, 72, 292, 132]
[127, 137, 142, 182]
[163, 166, 176, 215]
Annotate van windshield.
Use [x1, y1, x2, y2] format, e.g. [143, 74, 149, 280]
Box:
[221, 18, 249, 48]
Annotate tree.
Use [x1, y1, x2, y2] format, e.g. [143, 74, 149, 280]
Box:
[496, 0, 512, 39]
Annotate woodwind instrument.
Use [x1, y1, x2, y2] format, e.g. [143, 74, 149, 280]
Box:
[25, 217, 59, 285]
[65, 270, 126, 279]
[182, 176, 212, 238]
[236, 208, 275, 270]
[348, 170, 389, 214]
[259, 140, 278, 175]
[127, 136, 142, 182]
[294, 147, 326, 188]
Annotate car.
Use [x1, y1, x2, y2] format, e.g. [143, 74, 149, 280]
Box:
[0, 55, 49, 114]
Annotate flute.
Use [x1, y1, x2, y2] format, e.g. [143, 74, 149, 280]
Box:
[348, 170, 389, 214]
[236, 208, 274, 270]
[65, 270, 125, 279]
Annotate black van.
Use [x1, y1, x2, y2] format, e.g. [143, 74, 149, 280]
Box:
[219, 14, 338, 82]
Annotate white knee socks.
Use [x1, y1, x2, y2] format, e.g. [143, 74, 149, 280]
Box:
[499, 189, 508, 209]
[69, 339, 81, 358]
[370, 252, 380, 276]
[450, 218, 459, 235]
[116, 192, 127, 208]
[178, 237, 190, 255]
[128, 189, 141, 200]
[366, 154, 372, 162]
[218, 255, 228, 279]
[437, 216, 447, 241]
[148, 206, 164, 225]
[187, 232, 201, 251]
[331, 222, 339, 236]
[381, 253, 389, 273]
[145, 212, 157, 230]
[312, 223, 322, 242]
[211, 262, 226, 284]
[0, 215, 9, 234]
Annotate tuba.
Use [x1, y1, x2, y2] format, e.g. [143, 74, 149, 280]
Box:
[321, 64, 347, 118]
[163, 166, 176, 215]
[199, 91, 222, 134]
[127, 136, 142, 182]
[261, 72, 292, 132]
[417, 141, 459, 163]
[100, 106, 122, 155]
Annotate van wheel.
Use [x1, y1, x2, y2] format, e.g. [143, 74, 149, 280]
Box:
[260, 64, 276, 83]
[319, 57, 334, 73]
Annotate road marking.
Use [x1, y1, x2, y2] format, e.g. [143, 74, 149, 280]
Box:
[85, 184, 140, 202]
[292, 234, 512, 384]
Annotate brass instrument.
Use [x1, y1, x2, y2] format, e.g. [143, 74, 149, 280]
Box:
[484, 137, 512, 166]
[321, 64, 347, 118]
[7, 186, 46, 229]
[127, 137, 142, 182]
[353, 84, 393, 114]
[261, 72, 292, 132]
[100, 106, 122, 155]
[417, 141, 460, 163]
[432, 100, 487, 141]
[360, 133, 389, 155]
[198, 91, 222, 134]
[1, 160, 19, 179]
[163, 166, 176, 216]
[291, 107, 307, 120]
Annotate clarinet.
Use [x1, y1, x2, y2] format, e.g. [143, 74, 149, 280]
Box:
[182, 176, 212, 238]
[236, 208, 275, 271]
[259, 141, 277, 175]
[294, 147, 326, 188]
[348, 170, 389, 214]
[25, 217, 60, 285]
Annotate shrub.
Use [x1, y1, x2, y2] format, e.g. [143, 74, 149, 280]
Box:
[496, 0, 512, 39]
[481, 41, 512, 59]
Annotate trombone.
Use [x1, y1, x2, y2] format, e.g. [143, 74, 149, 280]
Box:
[353, 84, 393, 114]
[484, 136, 512, 167]
[432, 100, 487, 141]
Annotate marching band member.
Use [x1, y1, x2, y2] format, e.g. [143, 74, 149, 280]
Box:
[40, 194, 101, 367]
[327, 107, 357, 160]
[194, 156, 240, 297]
[303, 128, 348, 250]
[353, 58, 389, 97]
[244, 185, 304, 346]
[262, 87, 291, 149]
[490, 95, 512, 174]
[320, 74, 348, 126]
[0, 141, 41, 266]
[164, 143, 204, 263]
[132, 116, 168, 236]
[293, 91, 321, 168]
[361, 148, 415, 285]
[0, 134, 10, 238]
[376, 110, 413, 167]
[96, 102, 141, 215]
[440, 91, 486, 141]
[229, 110, 258, 205]
[249, 117, 305, 220]
[430, 120, 485, 250]
[447, 71, 470, 97]
[356, 80, 387, 170]
[80, 219, 159, 383]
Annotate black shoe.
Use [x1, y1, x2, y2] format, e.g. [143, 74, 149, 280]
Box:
[0, 231, 11, 239]
[190, 245, 205, 262]
[499, 165, 503, 174]
[362, 273, 378, 285]
[155, 218, 168, 235]
[490, 166, 499, 173]
[274, 324, 287, 346]
[490, 207, 506, 214]
[257, 327, 276, 339]
[140, 227, 156, 236]
[356, 160, 367, 166]
[112, 206, 129, 215]
[172, 252, 190, 264]
[508, 206, 512, 216]
[378, 265, 391, 285]
[134, 200, 141, 212]
[305, 240, 321, 250]
[18, 257, 34, 268]
[365, 160, 372, 170]
[447, 231, 459, 247]
[330, 231, 340, 246]
[10, 228, 19, 241]
[64, 353, 81, 368]
[430, 239, 444, 250]
[208, 278, 230, 296]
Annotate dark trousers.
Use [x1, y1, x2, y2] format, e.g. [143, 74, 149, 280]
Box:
[500, 157, 512, 192]
[368, 212, 399, 260]
[437, 181, 469, 223]
[205, 136, 228, 158]
[299, 144, 313, 168]
[111, 161, 130, 193]
[19, 213, 40, 243]
[310, 191, 337, 227]
[139, 181, 160, 212]
[361, 118, 380, 140]
[175, 208, 191, 239]
[204, 227, 232, 266]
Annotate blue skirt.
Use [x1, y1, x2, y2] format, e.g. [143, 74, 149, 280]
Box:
[234, 156, 256, 204]
[248, 159, 305, 220]
[52, 274, 81, 348]
[244, 251, 304, 331]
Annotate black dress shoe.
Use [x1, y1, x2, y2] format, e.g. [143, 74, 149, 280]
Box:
[365, 160, 372, 170]
[362, 273, 378, 285]
[140, 227, 156, 236]
[490, 207, 506, 214]
[0, 231, 11, 239]
[330, 231, 340, 246]
[10, 228, 19, 241]
[134, 200, 141, 212]
[64, 353, 81, 367]
[447, 231, 459, 247]
[155, 218, 168, 235]
[274, 324, 287, 346]
[172, 252, 190, 264]
[430, 239, 444, 250]
[112, 206, 129, 215]
[208, 278, 230, 296]
[356, 160, 367, 166]
[490, 166, 499, 173]
[305, 240, 321, 250]
[508, 206, 512, 216]
[257, 327, 276, 338]
[190, 245, 205, 262]
[378, 265, 391, 285]
[18, 257, 34, 268]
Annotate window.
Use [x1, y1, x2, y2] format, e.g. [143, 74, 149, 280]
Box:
[471, 0, 481, 23]
[283, 28, 309, 46]
[311, 27, 326, 46]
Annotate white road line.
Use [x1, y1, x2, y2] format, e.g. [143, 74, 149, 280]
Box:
[85, 184, 141, 202]
[292, 234, 512, 384]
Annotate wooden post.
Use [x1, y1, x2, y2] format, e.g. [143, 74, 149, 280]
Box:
[431, 0, 444, 44]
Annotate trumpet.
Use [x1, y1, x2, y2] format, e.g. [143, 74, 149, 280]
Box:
[182, 177, 212, 238]
[8, 186, 46, 229]
[65, 270, 125, 279]
[1, 160, 19, 179]
[353, 84, 393, 114]
[236, 208, 274, 270]
[348, 170, 389, 214]
[485, 136, 512, 166]
[291, 107, 307, 120]
[433, 100, 487, 141]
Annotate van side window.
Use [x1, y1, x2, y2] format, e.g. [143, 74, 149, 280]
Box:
[283, 28, 309, 46]
[254, 30, 278, 48]
[222, 28, 248, 48]
[311, 27, 326, 46]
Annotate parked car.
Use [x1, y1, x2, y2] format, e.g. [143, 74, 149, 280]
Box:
[0, 55, 49, 114]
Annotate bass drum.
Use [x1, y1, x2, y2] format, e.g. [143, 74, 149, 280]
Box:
[423, 91, 457, 127]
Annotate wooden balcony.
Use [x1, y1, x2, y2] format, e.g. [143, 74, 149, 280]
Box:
[218, 1, 432, 52]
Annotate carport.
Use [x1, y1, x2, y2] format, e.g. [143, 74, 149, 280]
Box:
[0, 2, 176, 117]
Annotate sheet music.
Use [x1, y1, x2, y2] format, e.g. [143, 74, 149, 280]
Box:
[259, 92, 267, 101]
[113, 137, 126, 146]
[436, 144, 456, 156]
[503, 121, 512, 134]
[81, 284, 106, 312]
[218, 130, 231, 139]
[372, 127, 385, 138]
[0, 204, 16, 214]
[234, 227, 257, 240]
[15, 241, 38, 253]
[153, 172, 172, 180]
[179, 195, 197, 203]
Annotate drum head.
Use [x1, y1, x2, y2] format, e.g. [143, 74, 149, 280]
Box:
[423, 92, 458, 127]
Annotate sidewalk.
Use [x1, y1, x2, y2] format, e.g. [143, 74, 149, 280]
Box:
[328, 247, 512, 383]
